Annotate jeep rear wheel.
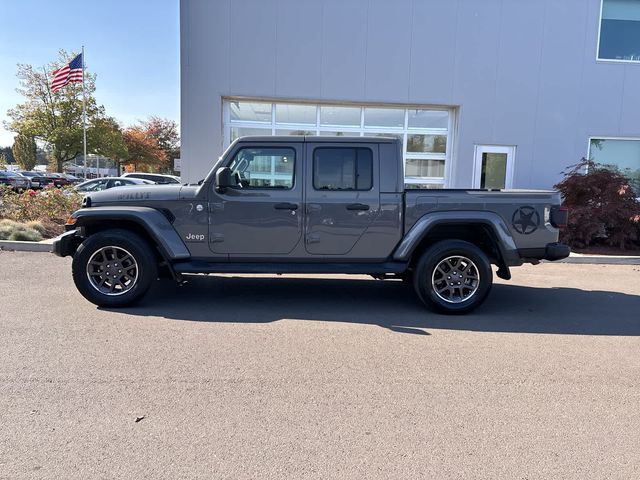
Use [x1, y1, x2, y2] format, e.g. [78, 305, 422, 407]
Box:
[413, 240, 492, 314]
[72, 229, 158, 307]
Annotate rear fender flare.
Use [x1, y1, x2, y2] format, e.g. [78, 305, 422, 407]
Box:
[393, 211, 520, 270]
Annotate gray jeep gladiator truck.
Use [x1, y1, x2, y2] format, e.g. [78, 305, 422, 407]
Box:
[53, 136, 569, 314]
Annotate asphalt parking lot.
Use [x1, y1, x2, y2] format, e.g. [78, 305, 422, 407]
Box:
[1, 251, 639, 479]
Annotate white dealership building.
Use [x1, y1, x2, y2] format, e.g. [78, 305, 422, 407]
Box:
[180, 0, 640, 192]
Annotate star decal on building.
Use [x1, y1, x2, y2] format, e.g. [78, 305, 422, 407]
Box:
[512, 206, 540, 235]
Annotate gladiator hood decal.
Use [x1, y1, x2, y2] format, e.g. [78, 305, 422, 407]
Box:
[86, 184, 183, 205]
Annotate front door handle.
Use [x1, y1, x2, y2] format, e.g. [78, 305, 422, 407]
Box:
[346, 203, 370, 211]
[274, 202, 299, 210]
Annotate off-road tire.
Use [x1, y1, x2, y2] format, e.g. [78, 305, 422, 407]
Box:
[72, 229, 158, 307]
[413, 240, 492, 315]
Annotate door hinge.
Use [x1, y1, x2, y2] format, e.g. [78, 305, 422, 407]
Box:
[210, 233, 224, 243]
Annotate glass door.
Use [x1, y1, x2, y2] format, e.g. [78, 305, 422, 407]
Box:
[473, 145, 515, 190]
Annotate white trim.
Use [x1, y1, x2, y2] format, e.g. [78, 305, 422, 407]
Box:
[596, 0, 604, 61]
[222, 100, 231, 147]
[596, 0, 640, 64]
[588, 135, 640, 142]
[444, 107, 459, 188]
[596, 58, 640, 65]
[223, 95, 454, 111]
[405, 177, 445, 183]
[472, 145, 516, 189]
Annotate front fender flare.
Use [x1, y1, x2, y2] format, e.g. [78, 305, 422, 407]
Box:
[392, 210, 520, 267]
[70, 206, 190, 260]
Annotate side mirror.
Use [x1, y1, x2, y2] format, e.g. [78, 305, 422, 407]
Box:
[215, 167, 234, 193]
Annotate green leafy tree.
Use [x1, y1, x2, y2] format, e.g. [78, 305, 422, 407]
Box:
[36, 146, 49, 165]
[0, 152, 7, 169]
[12, 134, 37, 170]
[0, 146, 15, 164]
[88, 117, 128, 174]
[4, 50, 115, 172]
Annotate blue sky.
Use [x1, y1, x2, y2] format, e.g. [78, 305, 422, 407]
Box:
[0, 0, 179, 147]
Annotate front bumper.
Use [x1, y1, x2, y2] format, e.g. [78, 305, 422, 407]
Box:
[52, 230, 79, 257]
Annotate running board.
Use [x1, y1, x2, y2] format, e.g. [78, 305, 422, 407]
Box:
[172, 261, 408, 275]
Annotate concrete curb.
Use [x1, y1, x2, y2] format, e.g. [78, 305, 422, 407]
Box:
[0, 239, 53, 253]
[556, 253, 640, 265]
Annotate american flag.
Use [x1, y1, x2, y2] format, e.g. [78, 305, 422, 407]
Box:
[50, 53, 83, 92]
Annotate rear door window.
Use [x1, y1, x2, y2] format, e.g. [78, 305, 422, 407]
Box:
[313, 147, 373, 191]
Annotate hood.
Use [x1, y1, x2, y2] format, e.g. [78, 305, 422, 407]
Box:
[86, 184, 184, 206]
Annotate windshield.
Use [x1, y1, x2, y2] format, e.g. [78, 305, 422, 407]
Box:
[77, 180, 108, 192]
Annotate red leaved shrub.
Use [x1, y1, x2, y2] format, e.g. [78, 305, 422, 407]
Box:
[554, 159, 640, 250]
[0, 185, 82, 238]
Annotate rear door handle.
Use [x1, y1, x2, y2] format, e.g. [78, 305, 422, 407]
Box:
[274, 202, 299, 210]
[346, 203, 370, 211]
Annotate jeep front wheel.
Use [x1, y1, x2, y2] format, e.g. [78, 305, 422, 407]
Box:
[72, 229, 158, 307]
[413, 240, 492, 314]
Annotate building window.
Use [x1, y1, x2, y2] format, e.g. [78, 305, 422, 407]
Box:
[588, 138, 640, 194]
[598, 0, 640, 62]
[223, 99, 453, 188]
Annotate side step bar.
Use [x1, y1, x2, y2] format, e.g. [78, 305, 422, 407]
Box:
[172, 261, 408, 275]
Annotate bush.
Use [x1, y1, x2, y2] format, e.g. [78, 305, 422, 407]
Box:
[0, 219, 16, 239]
[25, 220, 46, 235]
[0, 219, 43, 242]
[0, 186, 81, 238]
[8, 228, 43, 242]
[554, 159, 640, 249]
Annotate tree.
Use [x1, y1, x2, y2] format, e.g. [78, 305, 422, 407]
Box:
[140, 116, 180, 171]
[123, 127, 166, 171]
[4, 50, 116, 172]
[0, 152, 7, 169]
[12, 134, 37, 170]
[36, 146, 49, 165]
[0, 146, 15, 164]
[88, 117, 128, 173]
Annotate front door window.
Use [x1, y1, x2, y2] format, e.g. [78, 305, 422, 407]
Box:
[229, 147, 295, 189]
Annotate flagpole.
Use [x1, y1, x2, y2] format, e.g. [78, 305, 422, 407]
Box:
[82, 45, 87, 179]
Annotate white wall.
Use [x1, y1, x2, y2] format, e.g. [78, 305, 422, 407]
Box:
[181, 0, 640, 188]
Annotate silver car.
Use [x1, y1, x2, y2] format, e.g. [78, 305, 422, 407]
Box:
[0, 171, 30, 190]
[75, 177, 153, 193]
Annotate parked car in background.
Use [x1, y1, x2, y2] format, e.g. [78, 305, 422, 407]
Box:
[0, 170, 31, 190]
[75, 177, 153, 193]
[18, 171, 49, 189]
[122, 172, 181, 184]
[46, 173, 73, 187]
[61, 173, 82, 184]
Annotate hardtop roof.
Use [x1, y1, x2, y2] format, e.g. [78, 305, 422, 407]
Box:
[235, 135, 400, 144]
